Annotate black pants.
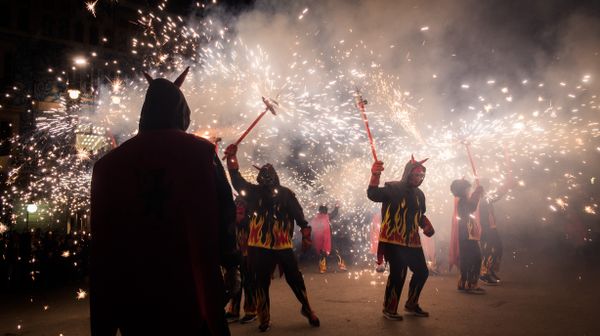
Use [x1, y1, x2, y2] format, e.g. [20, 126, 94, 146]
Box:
[248, 247, 312, 324]
[381, 243, 429, 313]
[459, 239, 482, 287]
[228, 256, 257, 316]
[481, 228, 503, 275]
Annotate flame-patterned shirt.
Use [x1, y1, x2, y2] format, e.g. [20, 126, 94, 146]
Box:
[229, 169, 308, 250]
[367, 181, 426, 248]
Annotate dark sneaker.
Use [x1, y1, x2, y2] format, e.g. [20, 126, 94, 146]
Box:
[240, 314, 257, 324]
[301, 307, 320, 327]
[404, 304, 429, 317]
[490, 272, 502, 283]
[258, 321, 271, 332]
[382, 309, 403, 321]
[466, 287, 486, 295]
[480, 274, 499, 286]
[225, 312, 240, 323]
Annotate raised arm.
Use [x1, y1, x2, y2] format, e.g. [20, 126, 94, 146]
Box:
[224, 144, 254, 194]
[466, 185, 484, 213]
[367, 161, 387, 202]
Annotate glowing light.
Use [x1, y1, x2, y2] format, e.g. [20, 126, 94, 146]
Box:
[86, 0, 99, 17]
[73, 57, 87, 66]
[584, 206, 596, 215]
[26, 204, 38, 213]
[76, 289, 87, 300]
[68, 89, 81, 100]
[111, 96, 122, 105]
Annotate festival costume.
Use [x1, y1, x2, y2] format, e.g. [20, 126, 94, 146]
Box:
[225, 146, 319, 331]
[90, 70, 236, 336]
[367, 157, 434, 317]
[479, 194, 504, 282]
[310, 206, 346, 273]
[451, 180, 484, 291]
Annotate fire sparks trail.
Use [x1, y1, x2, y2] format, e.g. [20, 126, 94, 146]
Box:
[2, 0, 598, 265]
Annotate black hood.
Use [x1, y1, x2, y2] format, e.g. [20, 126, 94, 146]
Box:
[139, 78, 191, 132]
[256, 164, 280, 187]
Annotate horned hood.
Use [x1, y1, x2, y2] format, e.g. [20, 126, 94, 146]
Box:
[139, 68, 191, 132]
[400, 155, 428, 184]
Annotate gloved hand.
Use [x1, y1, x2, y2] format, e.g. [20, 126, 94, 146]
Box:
[370, 161, 384, 186]
[224, 144, 239, 169]
[422, 215, 435, 237]
[301, 226, 312, 252]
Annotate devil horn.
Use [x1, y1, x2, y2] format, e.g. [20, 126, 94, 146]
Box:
[419, 158, 429, 165]
[410, 154, 416, 163]
[173, 66, 190, 88]
[143, 72, 153, 84]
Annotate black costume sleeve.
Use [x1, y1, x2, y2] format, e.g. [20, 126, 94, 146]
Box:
[228, 167, 254, 194]
[288, 190, 309, 228]
[465, 188, 483, 213]
[367, 185, 387, 202]
[214, 154, 238, 268]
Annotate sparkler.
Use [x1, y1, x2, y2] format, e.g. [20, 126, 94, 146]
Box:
[221, 96, 278, 159]
[86, 0, 99, 17]
[0, 0, 598, 275]
[354, 89, 378, 162]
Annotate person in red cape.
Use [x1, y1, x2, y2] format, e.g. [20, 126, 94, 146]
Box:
[90, 68, 237, 336]
[367, 155, 435, 320]
[310, 204, 347, 273]
[223, 144, 320, 332]
[450, 179, 485, 294]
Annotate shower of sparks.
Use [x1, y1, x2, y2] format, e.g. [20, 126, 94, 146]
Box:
[86, 0, 99, 17]
[2, 0, 598, 268]
[76, 289, 88, 300]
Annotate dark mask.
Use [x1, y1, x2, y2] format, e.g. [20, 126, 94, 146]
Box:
[256, 164, 280, 187]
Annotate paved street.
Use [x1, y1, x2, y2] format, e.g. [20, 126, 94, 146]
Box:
[1, 251, 599, 336]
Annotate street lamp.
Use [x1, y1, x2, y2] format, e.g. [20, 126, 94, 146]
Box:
[26, 204, 37, 230]
[68, 89, 81, 100]
[73, 56, 87, 67]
